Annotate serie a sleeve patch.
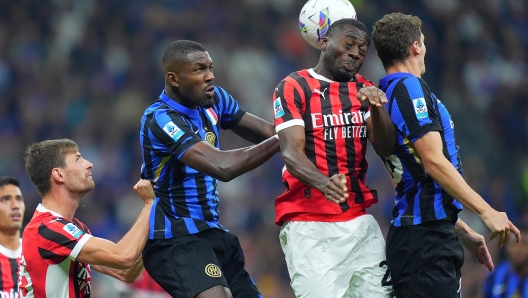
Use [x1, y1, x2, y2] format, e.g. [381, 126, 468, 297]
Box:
[412, 98, 428, 119]
[162, 121, 185, 141]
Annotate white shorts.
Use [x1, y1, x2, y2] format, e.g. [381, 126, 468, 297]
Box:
[279, 214, 393, 298]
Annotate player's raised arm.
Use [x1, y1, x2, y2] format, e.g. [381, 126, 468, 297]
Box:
[76, 179, 154, 270]
[230, 113, 276, 144]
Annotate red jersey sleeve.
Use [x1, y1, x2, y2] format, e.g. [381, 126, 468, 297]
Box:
[37, 217, 92, 265]
[273, 75, 307, 131]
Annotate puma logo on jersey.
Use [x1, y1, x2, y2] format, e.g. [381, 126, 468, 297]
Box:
[313, 88, 327, 100]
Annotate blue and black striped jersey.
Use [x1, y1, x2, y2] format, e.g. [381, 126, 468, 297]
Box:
[379, 72, 463, 226]
[140, 86, 245, 239]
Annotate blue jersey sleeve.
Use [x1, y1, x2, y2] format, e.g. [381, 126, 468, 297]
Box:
[148, 110, 202, 159]
[388, 77, 442, 143]
[214, 86, 246, 130]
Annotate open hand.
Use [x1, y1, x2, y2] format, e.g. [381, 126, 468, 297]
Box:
[481, 209, 521, 247]
[459, 230, 494, 271]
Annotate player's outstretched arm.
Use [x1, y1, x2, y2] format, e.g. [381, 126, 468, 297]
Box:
[230, 113, 276, 144]
[180, 136, 279, 182]
[359, 87, 396, 157]
[278, 125, 348, 204]
[455, 219, 494, 272]
[413, 131, 521, 247]
[76, 179, 154, 271]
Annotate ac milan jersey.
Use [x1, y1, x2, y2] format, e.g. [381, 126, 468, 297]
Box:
[0, 239, 21, 298]
[273, 69, 378, 225]
[19, 204, 92, 298]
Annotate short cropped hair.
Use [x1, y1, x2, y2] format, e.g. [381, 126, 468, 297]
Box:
[25, 139, 79, 196]
[162, 40, 207, 66]
[0, 176, 20, 188]
[372, 12, 423, 68]
[326, 18, 370, 46]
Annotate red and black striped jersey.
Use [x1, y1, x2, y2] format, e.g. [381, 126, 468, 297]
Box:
[0, 239, 21, 298]
[273, 69, 378, 225]
[19, 204, 92, 298]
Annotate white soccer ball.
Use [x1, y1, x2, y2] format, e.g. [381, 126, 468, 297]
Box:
[299, 0, 357, 49]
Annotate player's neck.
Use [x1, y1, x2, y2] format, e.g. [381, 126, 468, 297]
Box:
[385, 60, 422, 78]
[0, 230, 20, 250]
[42, 192, 81, 220]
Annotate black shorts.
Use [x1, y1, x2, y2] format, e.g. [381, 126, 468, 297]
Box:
[386, 220, 464, 298]
[142, 229, 262, 298]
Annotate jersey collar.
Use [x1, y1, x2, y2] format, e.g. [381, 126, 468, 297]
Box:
[159, 90, 201, 118]
[379, 72, 416, 90]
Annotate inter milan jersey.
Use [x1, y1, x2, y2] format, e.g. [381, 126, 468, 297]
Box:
[140, 86, 245, 239]
[378, 72, 463, 226]
[19, 204, 92, 298]
[273, 69, 378, 225]
[0, 239, 20, 298]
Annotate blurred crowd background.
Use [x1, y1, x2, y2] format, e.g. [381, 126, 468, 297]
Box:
[0, 0, 527, 297]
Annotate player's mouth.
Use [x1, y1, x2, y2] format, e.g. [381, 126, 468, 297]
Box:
[342, 62, 357, 72]
[10, 213, 21, 221]
[204, 86, 215, 97]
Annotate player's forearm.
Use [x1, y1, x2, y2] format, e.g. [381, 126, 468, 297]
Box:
[367, 107, 395, 157]
[215, 136, 279, 181]
[112, 203, 152, 267]
[93, 257, 144, 283]
[423, 158, 491, 216]
[454, 218, 474, 236]
[283, 151, 330, 192]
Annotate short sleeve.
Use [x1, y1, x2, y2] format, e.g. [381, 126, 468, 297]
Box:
[37, 217, 93, 264]
[273, 77, 306, 132]
[388, 77, 442, 143]
[148, 110, 202, 159]
[214, 86, 246, 130]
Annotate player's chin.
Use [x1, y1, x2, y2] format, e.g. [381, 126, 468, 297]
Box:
[200, 98, 215, 109]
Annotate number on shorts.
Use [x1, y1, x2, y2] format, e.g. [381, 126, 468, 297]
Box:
[379, 260, 393, 286]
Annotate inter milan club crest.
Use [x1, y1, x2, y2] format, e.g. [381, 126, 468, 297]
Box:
[205, 132, 216, 146]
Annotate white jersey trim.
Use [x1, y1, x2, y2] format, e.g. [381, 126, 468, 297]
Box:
[276, 119, 305, 132]
[364, 111, 371, 120]
[70, 234, 92, 259]
[308, 68, 334, 82]
[0, 238, 21, 259]
[36, 204, 63, 217]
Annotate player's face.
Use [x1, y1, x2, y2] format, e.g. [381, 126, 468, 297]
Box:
[62, 152, 95, 195]
[322, 25, 368, 82]
[176, 51, 215, 108]
[0, 184, 25, 231]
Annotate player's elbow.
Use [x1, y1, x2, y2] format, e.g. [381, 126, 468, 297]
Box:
[112, 254, 137, 270]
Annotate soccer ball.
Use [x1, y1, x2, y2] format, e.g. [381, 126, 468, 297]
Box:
[299, 0, 357, 49]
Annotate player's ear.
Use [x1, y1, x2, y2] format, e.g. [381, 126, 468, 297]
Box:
[167, 72, 179, 88]
[51, 168, 65, 183]
[320, 36, 329, 51]
[411, 40, 420, 55]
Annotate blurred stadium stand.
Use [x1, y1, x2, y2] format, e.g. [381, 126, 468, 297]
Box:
[0, 0, 526, 297]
